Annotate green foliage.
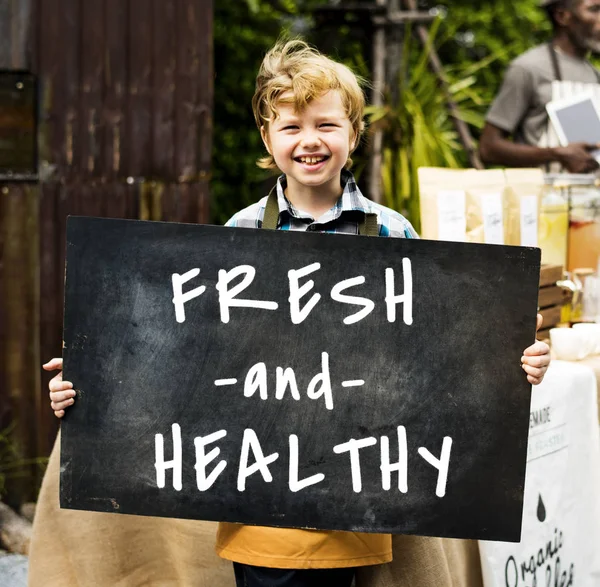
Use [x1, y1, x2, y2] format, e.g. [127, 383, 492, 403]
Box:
[433, 0, 551, 105]
[0, 425, 47, 497]
[211, 2, 282, 225]
[212, 0, 367, 224]
[212, 0, 325, 225]
[360, 0, 561, 227]
[211, 1, 558, 226]
[366, 19, 491, 230]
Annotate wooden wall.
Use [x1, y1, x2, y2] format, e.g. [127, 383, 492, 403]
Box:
[0, 0, 213, 503]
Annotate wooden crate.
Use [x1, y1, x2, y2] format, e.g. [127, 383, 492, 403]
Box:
[537, 264, 566, 341]
[539, 264, 563, 288]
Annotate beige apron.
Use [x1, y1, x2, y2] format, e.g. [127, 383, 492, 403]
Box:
[28, 434, 483, 587]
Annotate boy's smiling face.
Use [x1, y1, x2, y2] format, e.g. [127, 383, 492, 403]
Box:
[261, 90, 356, 197]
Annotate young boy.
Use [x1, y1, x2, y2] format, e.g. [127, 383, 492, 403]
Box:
[46, 39, 551, 587]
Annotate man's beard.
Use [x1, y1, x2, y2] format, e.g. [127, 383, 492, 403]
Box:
[582, 36, 600, 53]
[567, 28, 600, 54]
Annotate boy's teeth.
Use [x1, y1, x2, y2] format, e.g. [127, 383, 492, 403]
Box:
[300, 156, 325, 164]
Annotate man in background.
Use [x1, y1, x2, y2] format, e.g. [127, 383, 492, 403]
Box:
[479, 0, 600, 173]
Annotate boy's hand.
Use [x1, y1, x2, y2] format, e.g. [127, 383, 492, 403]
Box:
[43, 358, 75, 418]
[521, 314, 551, 386]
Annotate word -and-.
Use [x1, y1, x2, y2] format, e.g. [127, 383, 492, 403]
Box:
[171, 260, 413, 325]
[155, 424, 453, 497]
[216, 352, 362, 411]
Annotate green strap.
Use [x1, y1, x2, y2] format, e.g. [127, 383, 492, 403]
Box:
[358, 213, 379, 237]
[262, 188, 379, 236]
[262, 187, 280, 230]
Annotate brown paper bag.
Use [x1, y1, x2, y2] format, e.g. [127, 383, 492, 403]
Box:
[418, 167, 469, 242]
[503, 168, 545, 247]
[418, 168, 508, 244]
[464, 169, 507, 244]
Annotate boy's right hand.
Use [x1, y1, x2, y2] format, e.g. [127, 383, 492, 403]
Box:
[43, 358, 75, 418]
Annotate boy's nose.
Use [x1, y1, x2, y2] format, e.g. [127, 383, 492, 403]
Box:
[300, 133, 321, 148]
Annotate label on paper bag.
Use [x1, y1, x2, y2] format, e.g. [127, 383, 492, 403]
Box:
[520, 195, 538, 247]
[481, 193, 504, 245]
[479, 362, 600, 587]
[437, 190, 467, 242]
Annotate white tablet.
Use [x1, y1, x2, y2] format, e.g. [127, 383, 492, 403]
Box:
[546, 94, 600, 147]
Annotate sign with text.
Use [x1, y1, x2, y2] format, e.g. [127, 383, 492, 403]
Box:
[61, 217, 541, 542]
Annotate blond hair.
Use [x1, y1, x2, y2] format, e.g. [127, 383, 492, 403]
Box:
[252, 39, 366, 170]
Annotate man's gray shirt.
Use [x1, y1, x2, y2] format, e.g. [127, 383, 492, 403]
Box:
[486, 44, 600, 146]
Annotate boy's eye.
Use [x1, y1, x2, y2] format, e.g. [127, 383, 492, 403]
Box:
[282, 125, 299, 130]
[320, 123, 336, 127]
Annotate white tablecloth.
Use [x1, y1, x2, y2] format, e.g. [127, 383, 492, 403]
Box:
[479, 361, 600, 587]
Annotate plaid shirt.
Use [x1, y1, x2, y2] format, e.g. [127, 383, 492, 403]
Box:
[225, 170, 419, 238]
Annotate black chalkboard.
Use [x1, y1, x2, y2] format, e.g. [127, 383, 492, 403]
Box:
[60, 216, 541, 542]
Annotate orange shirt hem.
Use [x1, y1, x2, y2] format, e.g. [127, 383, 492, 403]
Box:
[215, 544, 392, 570]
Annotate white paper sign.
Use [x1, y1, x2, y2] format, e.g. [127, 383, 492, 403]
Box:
[520, 195, 538, 247]
[479, 361, 600, 587]
[481, 193, 504, 245]
[437, 190, 466, 242]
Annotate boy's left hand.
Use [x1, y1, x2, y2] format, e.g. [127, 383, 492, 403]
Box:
[521, 314, 551, 385]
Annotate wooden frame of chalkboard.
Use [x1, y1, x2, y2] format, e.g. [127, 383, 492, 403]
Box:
[60, 216, 541, 542]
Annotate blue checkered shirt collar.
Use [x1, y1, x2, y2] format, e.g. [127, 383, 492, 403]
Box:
[275, 169, 372, 225]
[225, 170, 418, 238]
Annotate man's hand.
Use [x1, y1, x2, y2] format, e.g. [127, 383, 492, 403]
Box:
[43, 358, 75, 418]
[521, 314, 551, 385]
[555, 142, 600, 174]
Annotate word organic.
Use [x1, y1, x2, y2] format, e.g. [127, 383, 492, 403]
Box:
[504, 527, 574, 587]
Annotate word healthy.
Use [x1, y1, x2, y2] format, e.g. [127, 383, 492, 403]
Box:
[155, 424, 452, 497]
